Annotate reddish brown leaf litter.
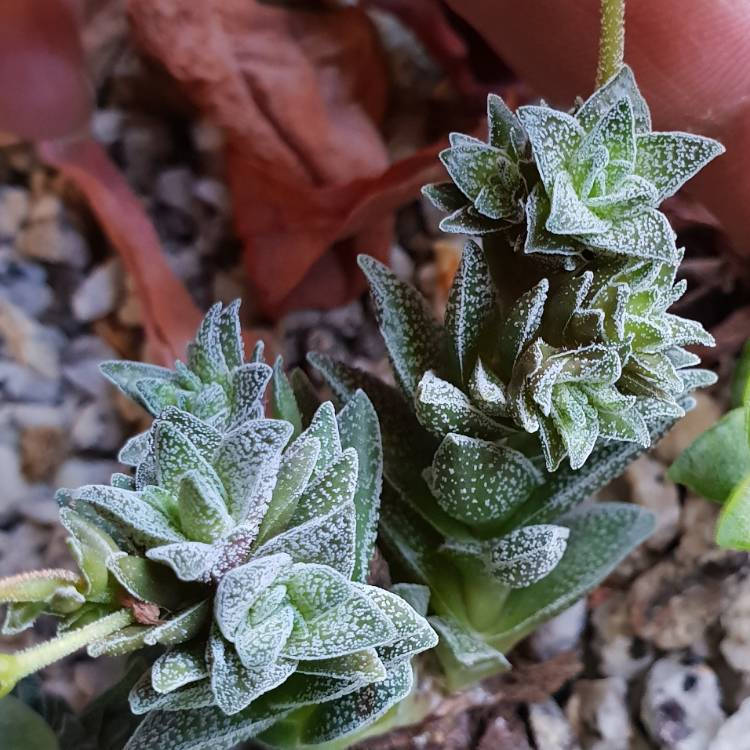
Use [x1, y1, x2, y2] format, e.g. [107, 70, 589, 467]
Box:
[128, 0, 446, 317]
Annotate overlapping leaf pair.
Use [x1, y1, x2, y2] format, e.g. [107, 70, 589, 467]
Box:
[312, 64, 719, 687]
[0, 303, 436, 750]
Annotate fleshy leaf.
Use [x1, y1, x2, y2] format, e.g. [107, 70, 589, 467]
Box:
[488, 525, 569, 588]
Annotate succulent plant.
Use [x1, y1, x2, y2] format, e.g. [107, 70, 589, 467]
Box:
[312, 62, 718, 688]
[425, 66, 724, 267]
[0, 304, 437, 750]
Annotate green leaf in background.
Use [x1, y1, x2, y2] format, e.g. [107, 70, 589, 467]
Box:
[716, 475, 750, 550]
[668, 408, 750, 503]
[0, 696, 59, 750]
[731, 339, 750, 408]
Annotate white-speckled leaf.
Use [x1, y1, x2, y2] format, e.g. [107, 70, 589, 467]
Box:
[488, 524, 569, 588]
[129, 672, 214, 715]
[498, 279, 549, 368]
[634, 131, 724, 201]
[99, 360, 176, 415]
[490, 503, 654, 651]
[302, 402, 342, 477]
[359, 255, 446, 398]
[445, 240, 496, 385]
[144, 600, 210, 647]
[429, 616, 510, 670]
[177, 470, 233, 544]
[256, 435, 321, 546]
[300, 660, 414, 745]
[270, 357, 303, 440]
[214, 419, 292, 526]
[291, 448, 358, 525]
[584, 209, 677, 262]
[146, 541, 215, 583]
[516, 106, 583, 191]
[209, 626, 297, 715]
[88, 625, 150, 657]
[72, 485, 184, 548]
[416, 371, 512, 440]
[336, 391, 383, 583]
[431, 434, 539, 526]
[487, 93, 526, 154]
[227, 363, 272, 430]
[576, 65, 651, 134]
[234, 604, 295, 669]
[214, 553, 292, 640]
[282, 569, 395, 660]
[152, 642, 207, 694]
[296, 648, 386, 683]
[547, 170, 609, 234]
[389, 583, 430, 618]
[256, 501, 356, 577]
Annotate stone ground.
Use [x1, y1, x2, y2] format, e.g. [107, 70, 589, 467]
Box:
[1, 36, 750, 750]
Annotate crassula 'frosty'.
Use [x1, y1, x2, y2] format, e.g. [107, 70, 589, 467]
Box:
[0, 303, 436, 750]
[313, 63, 720, 687]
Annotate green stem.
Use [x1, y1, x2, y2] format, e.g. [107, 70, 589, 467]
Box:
[0, 609, 133, 697]
[596, 0, 626, 87]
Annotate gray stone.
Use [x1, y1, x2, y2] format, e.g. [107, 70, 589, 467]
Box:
[322, 301, 365, 339]
[17, 218, 89, 268]
[625, 455, 680, 551]
[61, 336, 117, 398]
[72, 258, 123, 322]
[0, 186, 29, 238]
[0, 361, 60, 402]
[528, 699, 580, 750]
[592, 591, 653, 679]
[54, 457, 122, 490]
[0, 443, 35, 519]
[91, 109, 125, 146]
[0, 300, 63, 378]
[529, 599, 587, 661]
[193, 177, 229, 213]
[389, 243, 414, 282]
[567, 677, 631, 750]
[0, 247, 52, 317]
[720, 575, 750, 674]
[156, 167, 194, 213]
[709, 697, 750, 750]
[641, 655, 725, 750]
[71, 400, 124, 453]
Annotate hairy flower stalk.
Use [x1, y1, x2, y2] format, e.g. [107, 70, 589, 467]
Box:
[0, 303, 437, 750]
[314, 64, 721, 688]
[0, 610, 133, 697]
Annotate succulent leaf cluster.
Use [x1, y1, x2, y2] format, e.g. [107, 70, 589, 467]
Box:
[0, 303, 436, 750]
[312, 65, 718, 687]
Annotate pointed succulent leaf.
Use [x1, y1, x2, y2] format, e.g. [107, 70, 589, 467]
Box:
[227, 363, 272, 429]
[177, 471, 233, 544]
[144, 600, 211, 647]
[152, 643, 208, 694]
[99, 361, 176, 415]
[359, 255, 447, 398]
[634, 131, 724, 201]
[124, 705, 280, 750]
[445, 240, 496, 384]
[336, 391, 383, 582]
[584, 209, 678, 262]
[283, 569, 396, 660]
[296, 648, 386, 683]
[72, 485, 184, 548]
[490, 504, 654, 651]
[487, 92, 526, 153]
[129, 672, 215, 715]
[291, 448, 358, 525]
[389, 583, 430, 618]
[257, 501, 356, 578]
[146, 542, 216, 583]
[234, 604, 295, 668]
[488, 525, 569, 588]
[214, 553, 292, 641]
[430, 616, 510, 671]
[576, 65, 651, 134]
[516, 106, 583, 191]
[431, 434, 539, 526]
[416, 371, 512, 440]
[498, 279, 549, 370]
[59, 508, 119, 601]
[302, 401, 342, 477]
[214, 419, 292, 525]
[299, 660, 414, 746]
[256, 435, 321, 546]
[270, 357, 303, 440]
[88, 626, 150, 657]
[209, 627, 297, 715]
